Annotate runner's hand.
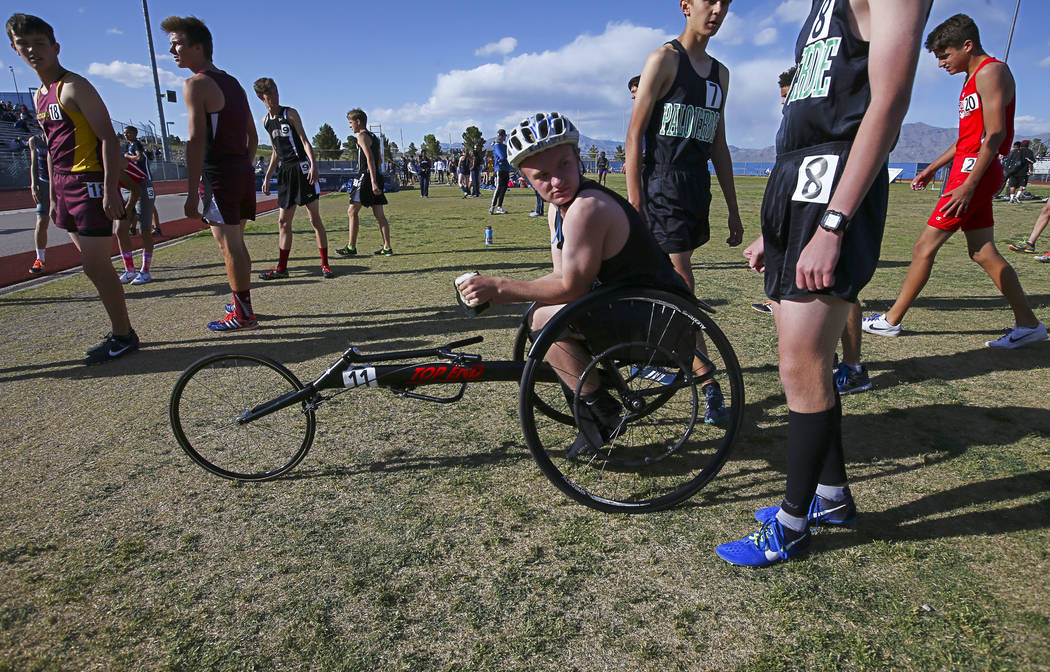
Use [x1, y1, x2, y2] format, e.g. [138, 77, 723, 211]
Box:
[743, 236, 765, 273]
[30, 184, 39, 205]
[308, 165, 318, 185]
[103, 186, 125, 221]
[795, 229, 841, 291]
[184, 193, 202, 220]
[911, 171, 932, 191]
[726, 214, 744, 247]
[939, 180, 975, 219]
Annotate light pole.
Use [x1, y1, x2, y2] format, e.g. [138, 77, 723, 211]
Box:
[1004, 0, 1021, 62]
[9, 66, 23, 107]
[142, 0, 171, 162]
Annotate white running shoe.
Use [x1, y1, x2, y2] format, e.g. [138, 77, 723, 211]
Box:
[119, 269, 138, 284]
[131, 271, 152, 285]
[495, 207, 507, 214]
[985, 323, 1048, 349]
[862, 313, 902, 337]
[529, 211, 543, 218]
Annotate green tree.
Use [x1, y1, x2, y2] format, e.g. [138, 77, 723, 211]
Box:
[462, 126, 484, 151]
[380, 134, 397, 164]
[615, 145, 625, 161]
[312, 123, 341, 160]
[422, 134, 442, 159]
[343, 134, 358, 160]
[407, 142, 418, 157]
[587, 144, 599, 162]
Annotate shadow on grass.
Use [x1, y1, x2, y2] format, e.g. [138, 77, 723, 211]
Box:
[862, 293, 1050, 313]
[281, 439, 531, 481]
[699, 403, 1050, 515]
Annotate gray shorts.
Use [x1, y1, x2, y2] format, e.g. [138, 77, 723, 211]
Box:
[35, 180, 50, 217]
[135, 181, 155, 224]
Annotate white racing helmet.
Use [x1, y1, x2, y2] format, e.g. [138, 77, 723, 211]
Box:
[507, 112, 580, 169]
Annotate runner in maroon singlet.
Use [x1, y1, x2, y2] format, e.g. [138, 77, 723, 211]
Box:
[7, 13, 139, 364]
[163, 15, 259, 332]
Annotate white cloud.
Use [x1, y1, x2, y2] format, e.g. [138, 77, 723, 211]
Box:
[774, 0, 809, 24]
[720, 57, 796, 147]
[754, 28, 778, 46]
[106, 28, 124, 35]
[475, 37, 517, 58]
[86, 60, 183, 89]
[1015, 115, 1050, 134]
[1040, 55, 1050, 68]
[375, 22, 673, 140]
[714, 14, 746, 46]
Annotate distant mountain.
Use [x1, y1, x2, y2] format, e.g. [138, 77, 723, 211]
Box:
[724, 122, 1050, 164]
[437, 123, 1050, 163]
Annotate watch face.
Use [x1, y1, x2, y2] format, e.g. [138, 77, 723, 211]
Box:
[822, 211, 845, 231]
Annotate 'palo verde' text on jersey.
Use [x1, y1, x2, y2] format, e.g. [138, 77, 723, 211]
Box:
[643, 40, 725, 169]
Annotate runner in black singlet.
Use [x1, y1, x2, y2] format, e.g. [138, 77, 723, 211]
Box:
[253, 77, 332, 280]
[719, 0, 932, 567]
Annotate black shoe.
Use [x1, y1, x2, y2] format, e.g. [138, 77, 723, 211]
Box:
[335, 245, 357, 257]
[84, 328, 139, 365]
[322, 265, 335, 279]
[567, 390, 626, 459]
[374, 247, 394, 256]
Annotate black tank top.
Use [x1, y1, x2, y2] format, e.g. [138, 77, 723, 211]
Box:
[642, 40, 725, 170]
[554, 179, 687, 291]
[264, 107, 307, 165]
[357, 130, 382, 175]
[777, 0, 870, 153]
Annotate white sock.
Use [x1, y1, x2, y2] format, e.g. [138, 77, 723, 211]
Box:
[776, 509, 807, 532]
[816, 484, 848, 501]
[36, 248, 45, 262]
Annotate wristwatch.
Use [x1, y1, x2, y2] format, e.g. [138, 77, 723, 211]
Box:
[819, 209, 850, 233]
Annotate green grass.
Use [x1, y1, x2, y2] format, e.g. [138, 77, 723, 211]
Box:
[0, 175, 1048, 671]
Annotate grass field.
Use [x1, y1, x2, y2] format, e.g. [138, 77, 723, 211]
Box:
[1, 174, 1048, 671]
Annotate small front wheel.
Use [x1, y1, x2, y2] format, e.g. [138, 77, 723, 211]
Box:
[170, 353, 316, 481]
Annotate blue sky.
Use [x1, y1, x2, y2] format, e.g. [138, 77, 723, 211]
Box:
[5, 0, 1050, 152]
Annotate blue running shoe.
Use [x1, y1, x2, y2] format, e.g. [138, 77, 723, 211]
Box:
[834, 362, 872, 395]
[628, 364, 677, 386]
[703, 382, 729, 425]
[754, 492, 857, 528]
[207, 312, 258, 332]
[715, 519, 810, 567]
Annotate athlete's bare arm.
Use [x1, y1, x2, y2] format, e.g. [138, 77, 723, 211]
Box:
[286, 107, 318, 184]
[28, 135, 41, 204]
[245, 114, 258, 172]
[62, 74, 125, 221]
[791, 0, 931, 291]
[261, 117, 278, 195]
[938, 61, 1013, 218]
[125, 141, 143, 163]
[708, 63, 743, 247]
[912, 141, 957, 190]
[625, 45, 677, 215]
[357, 130, 382, 195]
[459, 192, 621, 307]
[182, 74, 224, 219]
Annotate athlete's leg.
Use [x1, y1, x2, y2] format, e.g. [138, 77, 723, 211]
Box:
[278, 205, 297, 252]
[528, 303, 598, 395]
[211, 223, 252, 292]
[306, 200, 328, 250]
[965, 227, 1040, 328]
[34, 212, 48, 251]
[883, 226, 954, 326]
[73, 233, 132, 336]
[773, 295, 852, 521]
[372, 205, 391, 250]
[1023, 200, 1050, 247]
[667, 250, 695, 293]
[841, 302, 862, 367]
[347, 202, 362, 249]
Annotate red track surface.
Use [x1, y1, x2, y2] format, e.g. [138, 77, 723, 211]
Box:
[1, 194, 280, 289]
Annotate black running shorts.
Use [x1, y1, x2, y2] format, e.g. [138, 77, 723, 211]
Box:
[642, 165, 712, 253]
[277, 161, 320, 209]
[761, 140, 888, 303]
[351, 172, 388, 208]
